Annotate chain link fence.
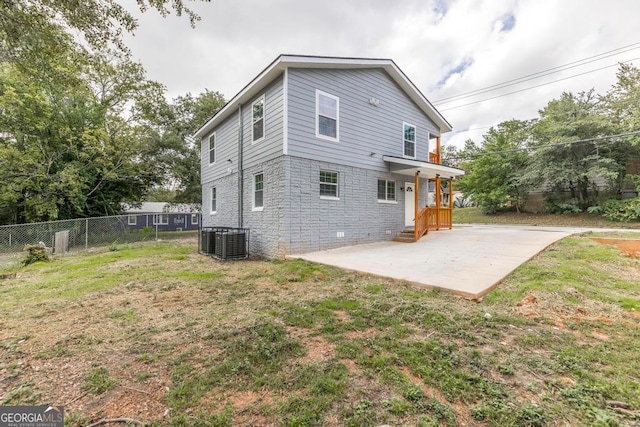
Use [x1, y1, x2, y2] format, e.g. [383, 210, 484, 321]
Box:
[0, 213, 201, 257]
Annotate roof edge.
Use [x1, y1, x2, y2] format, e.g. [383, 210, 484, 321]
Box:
[194, 54, 453, 139]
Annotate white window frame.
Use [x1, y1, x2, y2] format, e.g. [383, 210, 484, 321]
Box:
[251, 95, 265, 143]
[319, 170, 339, 200]
[211, 187, 217, 214]
[253, 172, 264, 211]
[153, 214, 169, 225]
[377, 179, 397, 204]
[191, 213, 199, 225]
[316, 90, 339, 142]
[127, 215, 136, 225]
[403, 122, 416, 159]
[209, 133, 216, 165]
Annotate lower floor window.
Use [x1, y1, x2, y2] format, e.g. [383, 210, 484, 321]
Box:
[191, 213, 199, 225]
[127, 215, 136, 225]
[377, 179, 396, 201]
[211, 187, 217, 213]
[320, 170, 339, 198]
[254, 173, 264, 209]
[153, 214, 169, 225]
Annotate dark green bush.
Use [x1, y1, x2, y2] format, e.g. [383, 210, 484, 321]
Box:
[544, 198, 583, 214]
[602, 198, 640, 222]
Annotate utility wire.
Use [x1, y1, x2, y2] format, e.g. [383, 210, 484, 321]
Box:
[448, 131, 640, 160]
[435, 42, 640, 104]
[438, 57, 640, 112]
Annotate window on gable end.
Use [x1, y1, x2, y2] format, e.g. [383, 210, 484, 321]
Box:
[252, 96, 265, 142]
[209, 134, 216, 164]
[403, 123, 416, 158]
[316, 90, 339, 141]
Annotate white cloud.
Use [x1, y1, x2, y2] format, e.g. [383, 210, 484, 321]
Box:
[123, 0, 640, 148]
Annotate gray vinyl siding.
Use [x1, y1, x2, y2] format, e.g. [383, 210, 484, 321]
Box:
[201, 112, 239, 185]
[201, 75, 283, 185]
[243, 74, 284, 169]
[287, 68, 440, 172]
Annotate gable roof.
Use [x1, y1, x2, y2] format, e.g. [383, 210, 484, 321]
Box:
[194, 54, 452, 139]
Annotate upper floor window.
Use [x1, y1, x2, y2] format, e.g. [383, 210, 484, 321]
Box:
[209, 133, 216, 164]
[316, 90, 339, 142]
[320, 170, 339, 198]
[253, 173, 264, 210]
[377, 179, 396, 202]
[403, 123, 416, 159]
[252, 96, 265, 142]
[211, 187, 217, 213]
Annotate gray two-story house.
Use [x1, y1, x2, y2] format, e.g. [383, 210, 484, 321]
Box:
[195, 55, 464, 258]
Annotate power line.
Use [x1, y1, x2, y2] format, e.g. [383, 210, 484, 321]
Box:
[438, 57, 640, 112]
[449, 130, 640, 160]
[435, 42, 640, 104]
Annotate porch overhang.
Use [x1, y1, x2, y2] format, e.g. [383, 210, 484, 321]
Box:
[382, 156, 465, 179]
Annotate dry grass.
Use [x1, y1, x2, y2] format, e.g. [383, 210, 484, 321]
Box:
[0, 235, 639, 426]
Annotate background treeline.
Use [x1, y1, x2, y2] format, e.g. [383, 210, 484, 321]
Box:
[446, 63, 640, 221]
[0, 0, 217, 224]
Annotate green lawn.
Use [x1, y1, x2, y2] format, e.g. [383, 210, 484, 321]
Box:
[0, 236, 639, 426]
[454, 207, 640, 228]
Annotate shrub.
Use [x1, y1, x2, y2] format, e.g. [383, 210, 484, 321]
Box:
[544, 198, 583, 214]
[21, 245, 51, 266]
[602, 198, 640, 222]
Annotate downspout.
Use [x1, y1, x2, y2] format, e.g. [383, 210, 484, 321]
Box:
[238, 104, 244, 228]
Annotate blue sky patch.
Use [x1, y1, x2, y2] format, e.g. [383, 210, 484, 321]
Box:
[436, 58, 474, 88]
[499, 13, 516, 32]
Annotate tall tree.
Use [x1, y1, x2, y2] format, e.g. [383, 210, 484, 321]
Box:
[0, 51, 167, 223]
[457, 120, 534, 213]
[143, 90, 226, 204]
[0, 0, 209, 82]
[529, 91, 616, 208]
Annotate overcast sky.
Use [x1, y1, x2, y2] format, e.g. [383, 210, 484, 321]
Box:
[123, 0, 640, 148]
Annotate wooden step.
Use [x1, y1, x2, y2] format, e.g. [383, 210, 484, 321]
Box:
[393, 231, 416, 243]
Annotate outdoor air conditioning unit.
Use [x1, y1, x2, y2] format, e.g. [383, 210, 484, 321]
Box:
[214, 228, 249, 260]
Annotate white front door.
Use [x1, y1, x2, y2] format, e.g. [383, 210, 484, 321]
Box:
[404, 182, 415, 227]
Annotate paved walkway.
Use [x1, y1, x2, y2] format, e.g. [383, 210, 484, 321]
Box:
[289, 225, 632, 299]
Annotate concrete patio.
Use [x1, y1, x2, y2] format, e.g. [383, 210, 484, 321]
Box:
[289, 225, 619, 299]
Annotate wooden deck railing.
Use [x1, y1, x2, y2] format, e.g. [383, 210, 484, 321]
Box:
[415, 206, 430, 240]
[414, 207, 453, 241]
[429, 152, 439, 163]
[435, 208, 452, 230]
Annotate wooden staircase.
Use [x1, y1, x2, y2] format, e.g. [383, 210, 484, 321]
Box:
[393, 227, 416, 243]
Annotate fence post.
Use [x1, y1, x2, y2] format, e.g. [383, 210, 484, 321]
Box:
[85, 218, 89, 250]
[155, 224, 158, 241]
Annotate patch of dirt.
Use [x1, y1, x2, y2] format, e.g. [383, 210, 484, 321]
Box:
[297, 335, 335, 364]
[591, 237, 640, 258]
[344, 328, 378, 340]
[228, 389, 272, 410]
[334, 310, 351, 323]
